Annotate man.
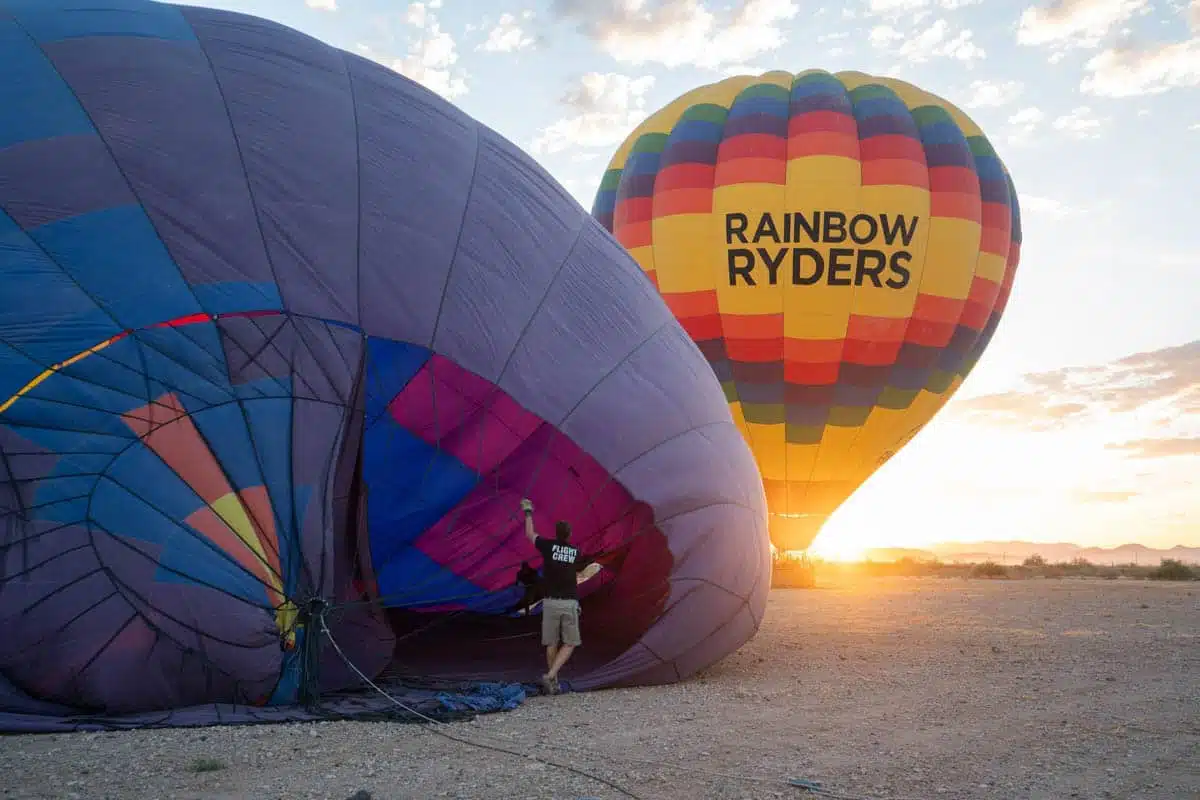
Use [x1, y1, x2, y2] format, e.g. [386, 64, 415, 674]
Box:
[520, 497, 595, 694]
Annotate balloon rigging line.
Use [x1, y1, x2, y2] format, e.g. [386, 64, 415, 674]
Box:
[319, 612, 929, 800]
[0, 309, 353, 418]
[318, 612, 646, 800]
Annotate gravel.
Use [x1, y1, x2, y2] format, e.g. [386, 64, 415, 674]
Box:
[1, 577, 1197, 800]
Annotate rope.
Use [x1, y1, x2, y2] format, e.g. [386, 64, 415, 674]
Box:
[317, 608, 931, 800]
[317, 612, 646, 800]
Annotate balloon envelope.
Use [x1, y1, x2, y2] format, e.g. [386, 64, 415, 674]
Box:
[593, 70, 1022, 551]
[0, 0, 769, 730]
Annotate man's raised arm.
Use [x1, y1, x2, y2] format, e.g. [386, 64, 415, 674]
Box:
[521, 498, 537, 545]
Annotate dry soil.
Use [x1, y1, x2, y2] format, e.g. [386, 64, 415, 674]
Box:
[1, 577, 1197, 800]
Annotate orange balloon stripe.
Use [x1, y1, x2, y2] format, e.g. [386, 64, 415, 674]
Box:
[784, 338, 845, 362]
[662, 289, 994, 366]
[680, 314, 723, 340]
[980, 205, 1013, 254]
[861, 159, 928, 187]
[722, 313, 783, 339]
[616, 220, 653, 249]
[653, 188, 713, 217]
[905, 319, 957, 347]
[931, 191, 981, 222]
[912, 293, 967, 323]
[656, 163, 717, 191]
[714, 157, 787, 187]
[616, 195, 653, 227]
[846, 315, 909, 341]
[662, 289, 720, 317]
[726, 338, 783, 362]
[929, 165, 979, 193]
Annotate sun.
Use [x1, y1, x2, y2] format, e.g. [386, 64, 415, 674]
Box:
[806, 537, 868, 562]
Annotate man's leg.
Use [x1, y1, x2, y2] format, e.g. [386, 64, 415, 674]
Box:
[545, 601, 581, 683]
[540, 601, 565, 694]
[546, 644, 574, 679]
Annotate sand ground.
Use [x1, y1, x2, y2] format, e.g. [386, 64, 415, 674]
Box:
[1, 577, 1197, 800]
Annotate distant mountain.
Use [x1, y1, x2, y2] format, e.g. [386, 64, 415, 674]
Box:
[921, 541, 1200, 565]
[861, 547, 940, 562]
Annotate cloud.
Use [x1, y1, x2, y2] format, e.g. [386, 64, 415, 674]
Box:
[550, 0, 800, 70]
[479, 11, 536, 53]
[964, 79, 1023, 108]
[868, 18, 985, 63]
[1052, 105, 1103, 137]
[558, 174, 604, 208]
[1005, 106, 1046, 145]
[1080, 38, 1200, 97]
[864, 0, 981, 15]
[306, 0, 338, 10]
[1094, 340, 1200, 410]
[1074, 489, 1140, 503]
[867, 0, 930, 13]
[1016, 0, 1149, 48]
[1019, 0, 1200, 97]
[954, 393, 1089, 430]
[1021, 194, 1071, 217]
[956, 339, 1200, 429]
[1106, 437, 1200, 458]
[530, 72, 656, 156]
[355, 1, 468, 100]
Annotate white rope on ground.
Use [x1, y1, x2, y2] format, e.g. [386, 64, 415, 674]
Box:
[319, 611, 933, 800]
[318, 613, 645, 800]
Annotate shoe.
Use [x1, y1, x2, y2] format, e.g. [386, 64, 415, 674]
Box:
[540, 674, 559, 695]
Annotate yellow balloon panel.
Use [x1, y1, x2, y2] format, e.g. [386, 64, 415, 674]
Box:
[593, 69, 1022, 551]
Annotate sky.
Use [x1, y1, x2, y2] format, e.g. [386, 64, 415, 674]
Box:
[179, 0, 1199, 553]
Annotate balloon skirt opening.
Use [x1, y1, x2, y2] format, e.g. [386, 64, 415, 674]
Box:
[355, 338, 675, 685]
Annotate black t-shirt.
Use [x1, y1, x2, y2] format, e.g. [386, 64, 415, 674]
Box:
[534, 536, 594, 600]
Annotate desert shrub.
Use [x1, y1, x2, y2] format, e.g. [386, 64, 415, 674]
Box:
[1149, 559, 1196, 581]
[971, 560, 1007, 578]
[1053, 557, 1099, 577]
[1023, 553, 1047, 567]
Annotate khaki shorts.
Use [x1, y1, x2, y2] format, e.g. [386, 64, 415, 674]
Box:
[541, 598, 581, 647]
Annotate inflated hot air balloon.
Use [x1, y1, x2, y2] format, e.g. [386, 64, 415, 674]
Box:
[0, 0, 769, 732]
[593, 70, 1022, 552]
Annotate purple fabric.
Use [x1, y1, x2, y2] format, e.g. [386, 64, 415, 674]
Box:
[0, 135, 134, 230]
[41, 35, 278, 302]
[0, 0, 770, 731]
